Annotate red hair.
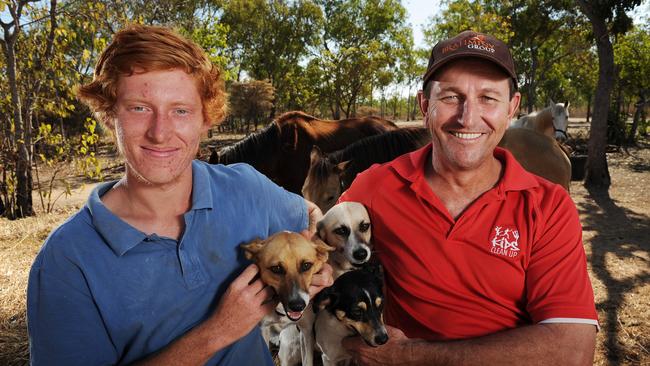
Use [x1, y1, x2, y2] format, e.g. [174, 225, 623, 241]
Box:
[77, 24, 227, 126]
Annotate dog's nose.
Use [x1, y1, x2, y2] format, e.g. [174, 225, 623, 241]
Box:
[374, 332, 388, 345]
[287, 299, 306, 312]
[353, 248, 368, 261]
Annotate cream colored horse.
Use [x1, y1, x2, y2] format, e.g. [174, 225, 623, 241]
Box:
[498, 128, 571, 191]
[511, 99, 570, 142]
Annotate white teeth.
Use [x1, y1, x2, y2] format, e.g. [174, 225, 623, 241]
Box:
[451, 132, 482, 139]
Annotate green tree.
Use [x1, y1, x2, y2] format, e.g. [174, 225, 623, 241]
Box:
[423, 0, 592, 113]
[577, 0, 642, 190]
[613, 26, 650, 144]
[1, 0, 58, 218]
[314, 0, 412, 119]
[220, 0, 323, 114]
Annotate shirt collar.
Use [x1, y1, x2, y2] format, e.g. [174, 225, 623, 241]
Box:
[87, 161, 213, 256]
[191, 160, 213, 210]
[392, 143, 539, 194]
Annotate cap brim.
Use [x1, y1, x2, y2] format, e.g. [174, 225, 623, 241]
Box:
[423, 51, 517, 88]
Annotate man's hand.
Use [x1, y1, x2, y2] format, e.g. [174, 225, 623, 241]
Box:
[301, 199, 323, 239]
[342, 325, 414, 366]
[207, 264, 277, 347]
[308, 262, 333, 298]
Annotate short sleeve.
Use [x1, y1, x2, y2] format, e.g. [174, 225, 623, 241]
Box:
[236, 163, 307, 235]
[525, 188, 598, 326]
[28, 244, 117, 366]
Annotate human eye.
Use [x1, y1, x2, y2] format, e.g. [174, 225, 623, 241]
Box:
[129, 105, 148, 113]
[175, 108, 190, 116]
[481, 95, 498, 103]
[438, 94, 461, 104]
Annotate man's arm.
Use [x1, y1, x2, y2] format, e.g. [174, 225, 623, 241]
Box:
[343, 323, 596, 366]
[134, 264, 276, 365]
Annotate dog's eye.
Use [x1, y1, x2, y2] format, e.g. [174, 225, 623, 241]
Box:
[269, 265, 285, 275]
[333, 226, 350, 237]
[300, 262, 313, 272]
[326, 196, 335, 203]
[359, 222, 371, 232]
[350, 308, 363, 318]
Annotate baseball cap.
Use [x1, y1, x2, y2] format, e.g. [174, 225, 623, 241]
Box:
[422, 30, 518, 89]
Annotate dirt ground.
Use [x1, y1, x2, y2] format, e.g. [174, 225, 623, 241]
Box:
[1, 121, 649, 365]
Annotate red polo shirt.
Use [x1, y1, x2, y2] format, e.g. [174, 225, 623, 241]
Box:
[339, 144, 598, 341]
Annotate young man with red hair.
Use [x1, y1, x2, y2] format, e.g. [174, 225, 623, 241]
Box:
[28, 25, 331, 366]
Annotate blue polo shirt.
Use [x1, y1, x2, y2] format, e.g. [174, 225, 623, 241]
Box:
[27, 161, 307, 365]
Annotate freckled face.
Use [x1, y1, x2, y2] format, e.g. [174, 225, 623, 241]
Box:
[420, 59, 520, 171]
[112, 69, 208, 186]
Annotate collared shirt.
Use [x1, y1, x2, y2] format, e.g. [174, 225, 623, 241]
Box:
[340, 144, 598, 340]
[28, 161, 307, 365]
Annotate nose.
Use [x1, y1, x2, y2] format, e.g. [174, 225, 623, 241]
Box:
[374, 332, 388, 345]
[353, 248, 369, 261]
[146, 111, 172, 143]
[287, 299, 306, 312]
[458, 98, 479, 126]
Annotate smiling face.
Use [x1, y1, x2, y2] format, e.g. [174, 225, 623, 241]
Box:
[111, 69, 209, 186]
[419, 58, 520, 172]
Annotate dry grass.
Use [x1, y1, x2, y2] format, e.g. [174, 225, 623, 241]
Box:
[0, 207, 78, 366]
[1, 128, 649, 365]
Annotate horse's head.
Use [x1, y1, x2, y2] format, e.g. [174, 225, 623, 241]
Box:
[302, 145, 349, 213]
[548, 98, 570, 142]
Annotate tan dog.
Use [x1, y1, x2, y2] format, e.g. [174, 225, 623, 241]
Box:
[242, 231, 334, 321]
[317, 202, 373, 279]
[242, 231, 334, 366]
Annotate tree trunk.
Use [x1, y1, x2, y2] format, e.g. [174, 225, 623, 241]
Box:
[5, 38, 34, 217]
[578, 0, 612, 190]
[627, 96, 645, 144]
[586, 94, 591, 123]
[527, 46, 539, 113]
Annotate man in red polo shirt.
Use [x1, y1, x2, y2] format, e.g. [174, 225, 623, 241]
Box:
[340, 30, 598, 365]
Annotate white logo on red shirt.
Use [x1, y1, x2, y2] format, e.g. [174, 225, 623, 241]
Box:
[489, 226, 520, 258]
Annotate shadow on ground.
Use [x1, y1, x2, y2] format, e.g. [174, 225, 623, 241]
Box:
[579, 186, 650, 364]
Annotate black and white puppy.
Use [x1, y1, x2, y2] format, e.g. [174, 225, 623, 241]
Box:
[313, 264, 388, 366]
[317, 202, 373, 279]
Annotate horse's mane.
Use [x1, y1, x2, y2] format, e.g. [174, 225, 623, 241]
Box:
[326, 127, 431, 187]
[217, 123, 281, 165]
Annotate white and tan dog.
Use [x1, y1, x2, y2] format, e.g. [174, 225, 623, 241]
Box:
[317, 201, 373, 279]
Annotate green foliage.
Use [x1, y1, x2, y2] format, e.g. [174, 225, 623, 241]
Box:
[313, 0, 413, 118]
[220, 0, 323, 111]
[32, 117, 101, 213]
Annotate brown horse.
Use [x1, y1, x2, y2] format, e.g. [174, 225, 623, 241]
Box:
[209, 111, 398, 193]
[303, 127, 571, 212]
[302, 127, 430, 211]
[510, 99, 570, 142]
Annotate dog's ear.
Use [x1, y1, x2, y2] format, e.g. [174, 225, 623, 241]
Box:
[313, 237, 335, 261]
[315, 220, 326, 241]
[313, 286, 338, 313]
[362, 261, 384, 283]
[241, 238, 265, 260]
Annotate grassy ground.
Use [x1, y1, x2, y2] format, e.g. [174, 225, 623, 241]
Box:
[1, 127, 649, 365]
